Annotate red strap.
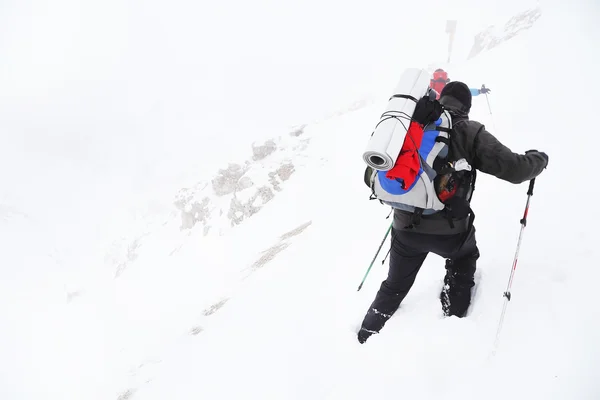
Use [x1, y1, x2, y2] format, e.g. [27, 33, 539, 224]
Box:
[385, 121, 424, 189]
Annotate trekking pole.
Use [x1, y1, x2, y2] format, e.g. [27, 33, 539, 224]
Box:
[379, 209, 394, 266]
[482, 85, 493, 115]
[357, 223, 392, 291]
[493, 178, 536, 352]
[482, 84, 498, 134]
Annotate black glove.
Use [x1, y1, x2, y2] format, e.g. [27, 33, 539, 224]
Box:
[525, 149, 549, 168]
[412, 95, 443, 126]
[479, 85, 491, 94]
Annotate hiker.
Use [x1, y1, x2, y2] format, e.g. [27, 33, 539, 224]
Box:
[358, 82, 548, 344]
[430, 68, 490, 99]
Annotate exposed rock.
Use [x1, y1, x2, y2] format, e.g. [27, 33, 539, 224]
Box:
[117, 389, 136, 400]
[289, 124, 306, 137]
[280, 221, 312, 241]
[212, 163, 247, 196]
[227, 186, 275, 226]
[252, 139, 277, 161]
[179, 197, 210, 230]
[276, 163, 294, 181]
[202, 298, 229, 316]
[250, 242, 291, 271]
[269, 162, 295, 191]
[236, 175, 254, 191]
[114, 238, 143, 278]
[468, 7, 542, 59]
[190, 326, 204, 335]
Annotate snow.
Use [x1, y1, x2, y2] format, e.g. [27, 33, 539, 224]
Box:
[1, 0, 599, 399]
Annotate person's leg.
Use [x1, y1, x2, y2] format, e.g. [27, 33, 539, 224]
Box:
[439, 227, 480, 317]
[358, 229, 428, 343]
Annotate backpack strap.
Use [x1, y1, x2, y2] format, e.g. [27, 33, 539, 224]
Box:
[444, 199, 475, 231]
[433, 121, 478, 231]
[404, 207, 424, 229]
[435, 136, 449, 145]
[388, 94, 418, 102]
[444, 209, 456, 229]
[365, 166, 386, 205]
[364, 166, 373, 189]
[468, 169, 477, 202]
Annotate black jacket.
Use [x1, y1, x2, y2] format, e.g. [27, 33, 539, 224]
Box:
[392, 96, 547, 234]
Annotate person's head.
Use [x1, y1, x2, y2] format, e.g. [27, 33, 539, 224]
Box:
[433, 68, 448, 82]
[439, 81, 472, 115]
[430, 69, 450, 98]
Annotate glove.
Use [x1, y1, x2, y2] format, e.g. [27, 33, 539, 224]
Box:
[479, 85, 491, 94]
[525, 149, 549, 168]
[412, 95, 443, 126]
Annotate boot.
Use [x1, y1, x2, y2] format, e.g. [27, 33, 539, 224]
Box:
[440, 258, 476, 317]
[358, 282, 402, 343]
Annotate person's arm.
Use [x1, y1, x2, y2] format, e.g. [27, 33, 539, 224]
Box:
[471, 86, 491, 97]
[472, 126, 548, 184]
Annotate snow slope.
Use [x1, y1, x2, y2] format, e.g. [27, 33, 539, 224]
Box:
[1, 0, 599, 399]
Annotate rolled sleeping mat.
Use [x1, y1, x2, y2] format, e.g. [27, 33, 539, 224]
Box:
[362, 67, 432, 171]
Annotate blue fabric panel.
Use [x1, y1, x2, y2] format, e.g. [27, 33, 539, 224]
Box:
[377, 168, 421, 195]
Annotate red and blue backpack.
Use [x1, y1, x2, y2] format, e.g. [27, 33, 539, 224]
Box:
[364, 91, 476, 229]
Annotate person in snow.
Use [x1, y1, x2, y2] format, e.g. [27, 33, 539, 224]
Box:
[429, 68, 490, 100]
[357, 81, 549, 344]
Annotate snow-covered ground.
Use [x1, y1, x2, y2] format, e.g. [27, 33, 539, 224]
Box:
[1, 0, 599, 399]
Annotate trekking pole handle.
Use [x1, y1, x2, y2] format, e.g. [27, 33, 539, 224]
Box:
[527, 178, 536, 196]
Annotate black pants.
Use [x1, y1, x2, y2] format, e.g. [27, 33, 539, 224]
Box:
[360, 226, 480, 336]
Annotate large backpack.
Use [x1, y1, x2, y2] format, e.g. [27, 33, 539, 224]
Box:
[364, 94, 477, 230]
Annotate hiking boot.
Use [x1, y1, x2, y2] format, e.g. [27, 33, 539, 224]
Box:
[440, 259, 475, 317]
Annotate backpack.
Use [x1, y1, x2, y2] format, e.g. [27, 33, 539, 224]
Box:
[364, 92, 477, 230]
